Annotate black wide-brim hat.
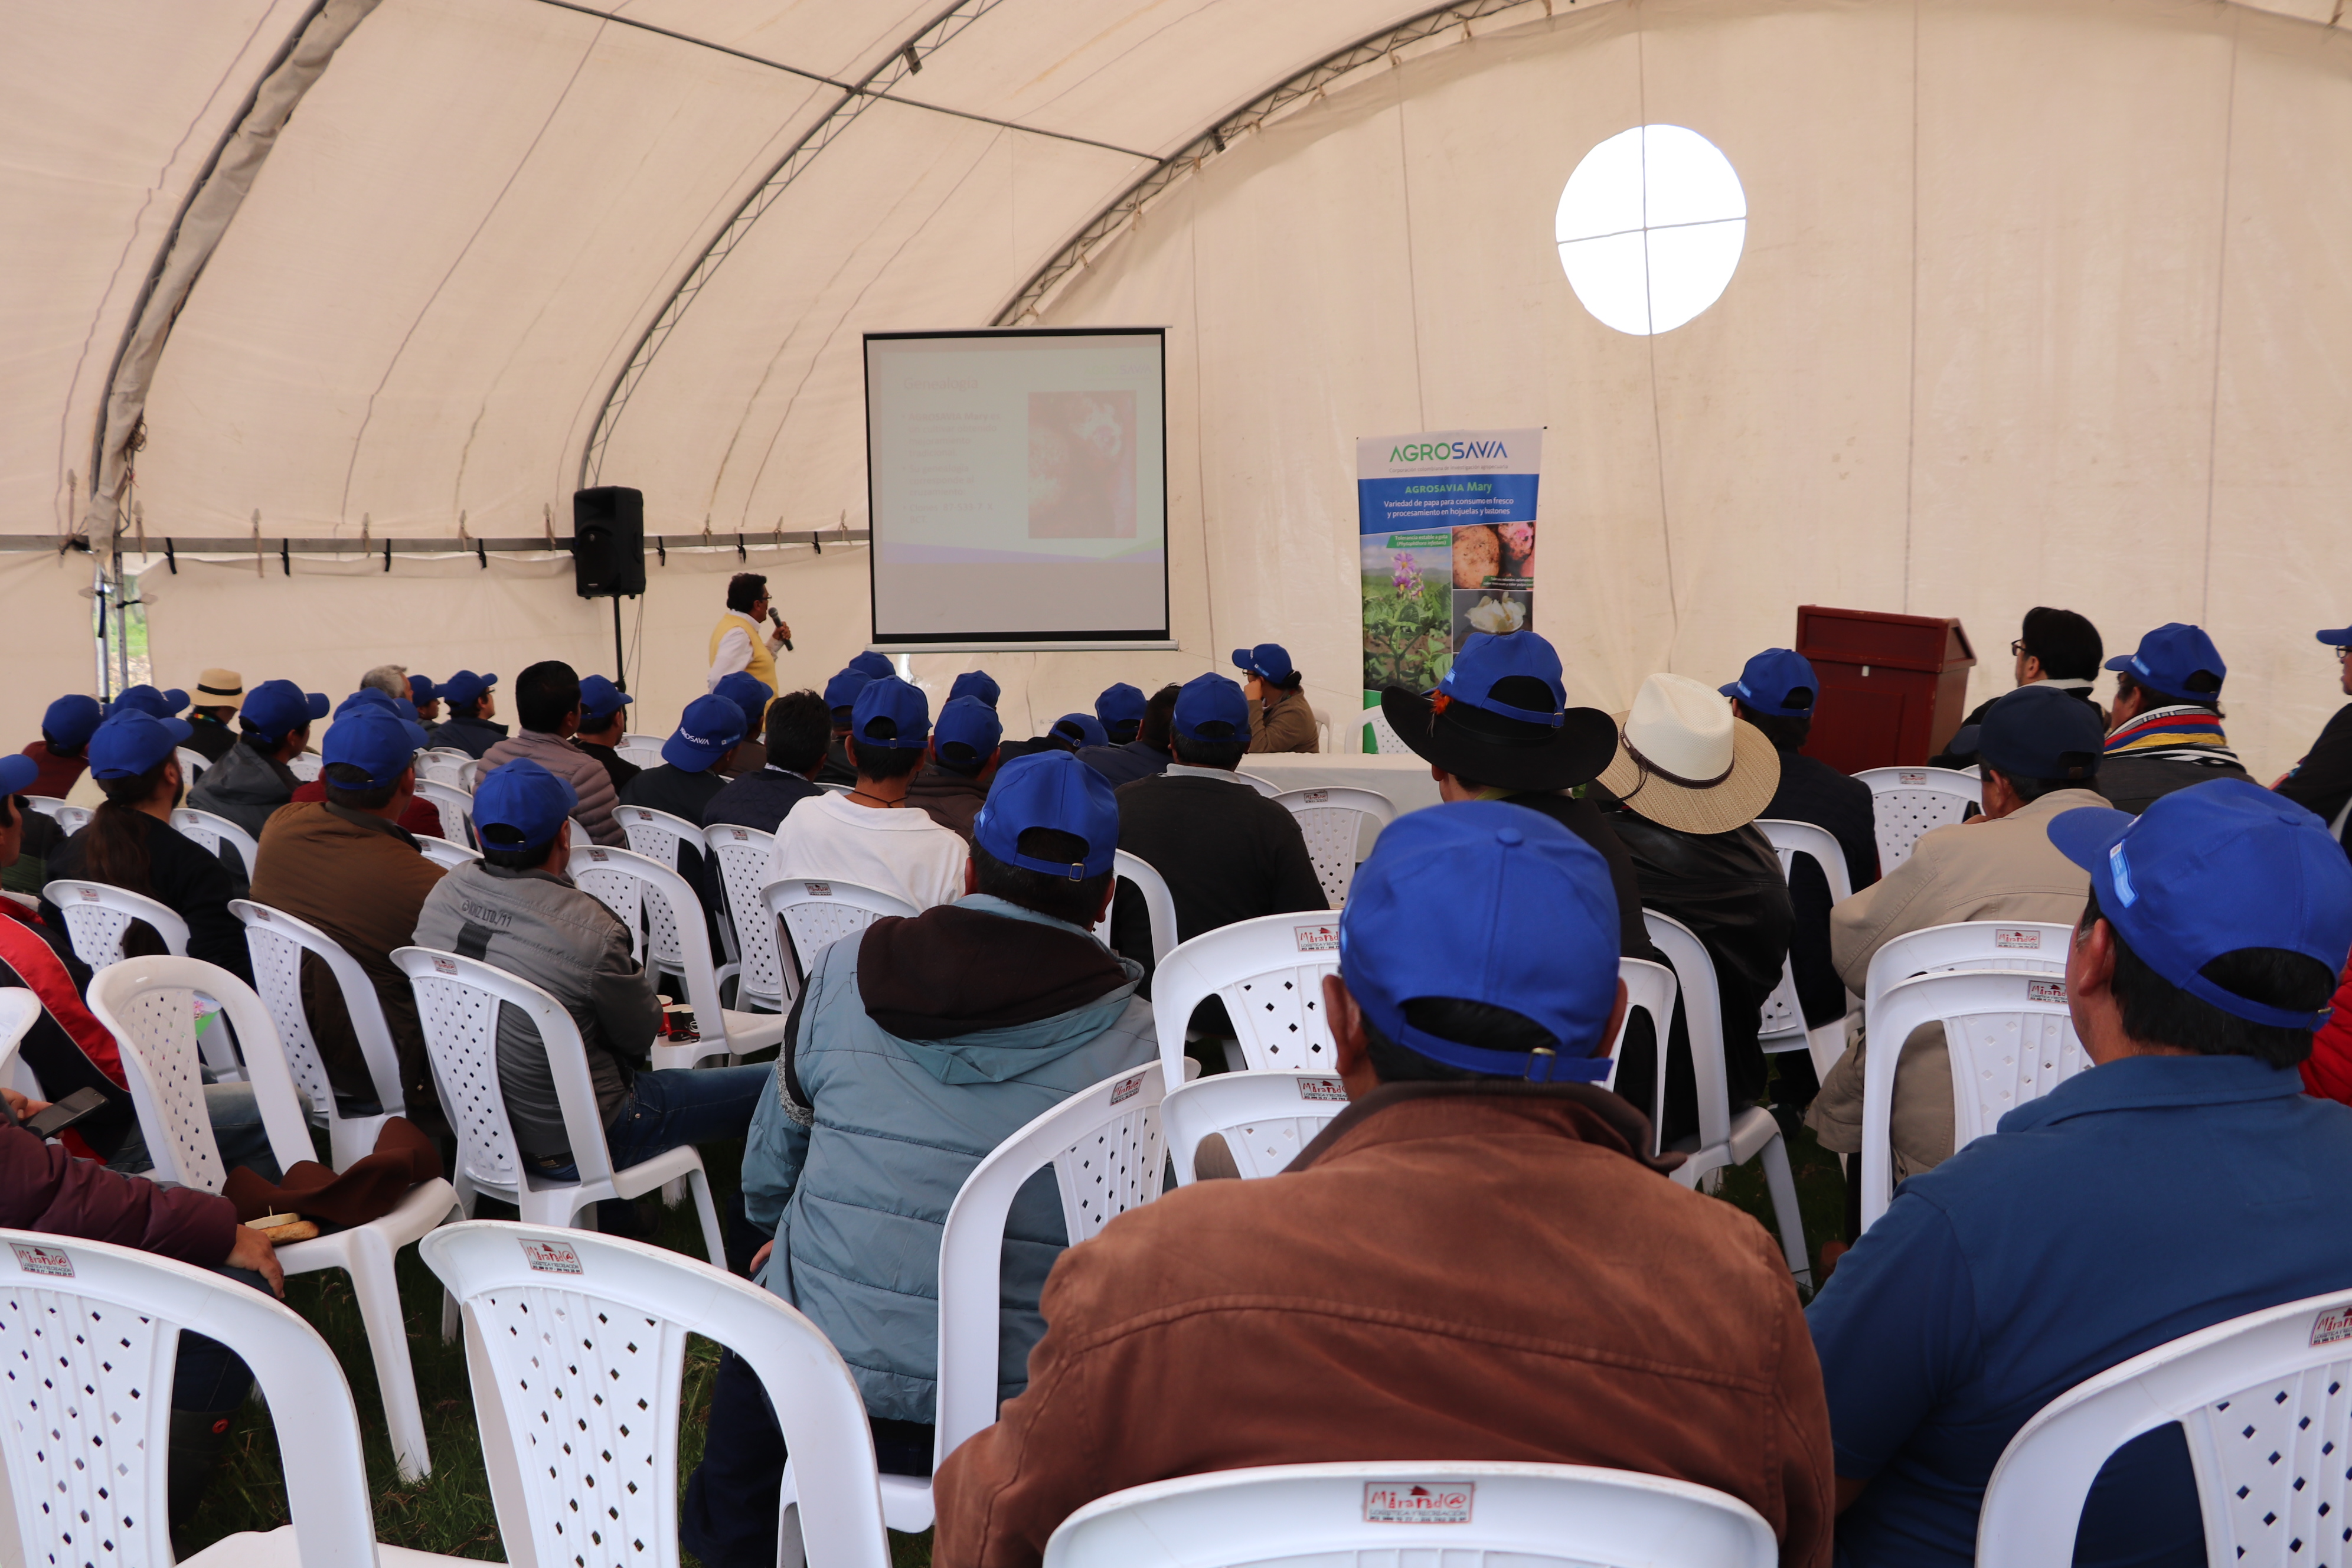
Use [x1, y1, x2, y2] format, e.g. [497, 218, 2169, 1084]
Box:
[1380, 684, 1619, 793]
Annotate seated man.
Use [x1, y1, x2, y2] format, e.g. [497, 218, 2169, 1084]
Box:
[187, 678, 329, 842]
[1807, 685, 2107, 1186]
[286, 688, 446, 842]
[408, 673, 441, 727]
[2098, 622, 2249, 812]
[933, 803, 1833, 1568]
[704, 688, 828, 833]
[1235, 641, 1318, 752]
[183, 668, 245, 762]
[571, 674, 639, 797]
[619, 693, 744, 824]
[247, 702, 448, 1129]
[1045, 712, 1106, 753]
[683, 752, 1157, 1566]
[2278, 618, 2352, 834]
[1808, 779, 2352, 1567]
[411, 761, 767, 1195]
[425, 669, 507, 758]
[1076, 682, 1175, 788]
[765, 677, 968, 913]
[907, 694, 1002, 843]
[1930, 606, 2104, 766]
[22, 692, 103, 799]
[711, 671, 772, 779]
[1113, 672, 1325, 968]
[1094, 681, 1146, 745]
[481, 661, 623, 847]
[814, 668, 870, 786]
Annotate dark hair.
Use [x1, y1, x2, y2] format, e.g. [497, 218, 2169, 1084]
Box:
[1360, 997, 1565, 1083]
[322, 760, 401, 812]
[1270, 669, 1305, 691]
[2083, 887, 2334, 1068]
[1138, 685, 1180, 752]
[39, 732, 86, 758]
[2115, 669, 2220, 714]
[481, 838, 554, 871]
[1735, 704, 1813, 753]
[2020, 607, 2105, 681]
[1171, 733, 1247, 770]
[240, 717, 307, 754]
[0, 792, 15, 830]
[726, 573, 769, 613]
[972, 829, 1114, 926]
[514, 661, 582, 734]
[849, 736, 925, 783]
[449, 698, 484, 720]
[764, 690, 831, 774]
[82, 761, 180, 898]
[575, 706, 626, 741]
[1985, 764, 2093, 804]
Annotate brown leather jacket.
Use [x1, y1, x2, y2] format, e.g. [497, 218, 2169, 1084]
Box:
[1246, 685, 1319, 753]
[933, 1082, 1833, 1568]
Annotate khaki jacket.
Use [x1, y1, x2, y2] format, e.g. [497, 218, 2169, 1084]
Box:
[932, 1083, 1833, 1568]
[1807, 788, 2103, 1175]
[1246, 686, 1318, 753]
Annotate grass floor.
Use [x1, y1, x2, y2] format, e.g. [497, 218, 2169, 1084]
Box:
[179, 1075, 1846, 1567]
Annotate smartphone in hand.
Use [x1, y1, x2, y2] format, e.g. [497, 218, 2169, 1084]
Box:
[25, 1087, 110, 1141]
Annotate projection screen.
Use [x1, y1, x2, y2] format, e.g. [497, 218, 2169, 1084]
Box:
[865, 329, 1171, 651]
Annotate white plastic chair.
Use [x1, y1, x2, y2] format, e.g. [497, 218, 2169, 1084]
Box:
[1042, 1460, 1778, 1568]
[414, 778, 475, 846]
[392, 946, 727, 1265]
[1089, 848, 1182, 965]
[174, 745, 211, 785]
[762, 873, 919, 998]
[1754, 817, 1860, 1083]
[1274, 785, 1395, 904]
[1977, 1287, 2352, 1568]
[458, 757, 481, 792]
[231, 899, 408, 1169]
[420, 1221, 891, 1568]
[1610, 955, 1679, 1097]
[616, 741, 665, 769]
[616, 803, 702, 871]
[1362, 700, 1411, 756]
[1312, 705, 1332, 753]
[0, 1227, 469, 1568]
[1858, 967, 2086, 1230]
[568, 843, 782, 1070]
[1642, 911, 1811, 1287]
[286, 753, 322, 783]
[1149, 911, 1344, 1080]
[0, 989, 40, 1092]
[40, 876, 240, 1079]
[82, 955, 462, 1481]
[171, 805, 262, 880]
[707, 824, 793, 1009]
[1164, 1069, 1346, 1182]
[417, 757, 465, 788]
[1855, 765, 1981, 871]
[1233, 770, 1283, 798]
[416, 834, 481, 869]
[1861, 919, 2074, 1017]
[22, 794, 74, 825]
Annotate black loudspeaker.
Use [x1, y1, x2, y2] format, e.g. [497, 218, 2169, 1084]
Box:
[571, 487, 646, 599]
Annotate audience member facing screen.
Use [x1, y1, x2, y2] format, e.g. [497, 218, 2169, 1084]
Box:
[1932, 605, 2104, 766]
[478, 659, 623, 847]
[704, 687, 832, 835]
[931, 802, 1835, 1568]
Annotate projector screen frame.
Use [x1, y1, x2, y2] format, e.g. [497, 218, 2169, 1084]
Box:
[863, 326, 1172, 653]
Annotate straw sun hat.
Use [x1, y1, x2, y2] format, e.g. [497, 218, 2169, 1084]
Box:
[1596, 672, 1781, 835]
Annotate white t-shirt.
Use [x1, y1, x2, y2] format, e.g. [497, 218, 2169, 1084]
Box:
[764, 789, 969, 913]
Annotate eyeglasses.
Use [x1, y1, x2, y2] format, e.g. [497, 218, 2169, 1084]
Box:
[2010, 640, 2028, 658]
[2335, 645, 2350, 662]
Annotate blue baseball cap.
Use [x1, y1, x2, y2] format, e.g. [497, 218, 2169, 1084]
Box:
[409, 674, 439, 704]
[88, 709, 192, 780]
[850, 677, 929, 752]
[0, 755, 38, 798]
[2106, 623, 2226, 702]
[323, 707, 427, 788]
[42, 695, 103, 749]
[848, 651, 895, 680]
[824, 669, 873, 716]
[335, 687, 406, 721]
[1719, 648, 1819, 719]
[949, 669, 1001, 709]
[442, 670, 498, 705]
[1969, 684, 2105, 782]
[972, 751, 1118, 881]
[1439, 631, 1570, 727]
[472, 759, 577, 854]
[1095, 682, 1147, 735]
[1173, 672, 1249, 742]
[1340, 802, 1623, 1080]
[1231, 643, 1294, 683]
[243, 680, 330, 743]
[713, 672, 769, 736]
[578, 675, 632, 723]
[1384, 629, 1618, 792]
[1050, 712, 1109, 750]
[661, 695, 747, 773]
[2320, 626, 2352, 649]
[2049, 779, 2352, 1030]
[935, 695, 1004, 772]
[110, 684, 189, 719]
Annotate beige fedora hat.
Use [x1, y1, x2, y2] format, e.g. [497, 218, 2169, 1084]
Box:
[1596, 672, 1781, 835]
[193, 668, 245, 711]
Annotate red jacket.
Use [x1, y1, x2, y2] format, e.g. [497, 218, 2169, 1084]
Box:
[0, 1112, 235, 1265]
[2301, 966, 2352, 1106]
[18, 740, 86, 801]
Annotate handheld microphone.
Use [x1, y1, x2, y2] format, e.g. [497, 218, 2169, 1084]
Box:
[769, 609, 792, 651]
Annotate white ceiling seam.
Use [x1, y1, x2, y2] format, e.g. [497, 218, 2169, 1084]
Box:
[76, 0, 381, 547]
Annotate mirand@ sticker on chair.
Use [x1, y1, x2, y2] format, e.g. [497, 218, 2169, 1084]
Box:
[1364, 1482, 1474, 1524]
[1296, 1077, 1348, 1103]
[10, 1242, 73, 1278]
[520, 1239, 583, 1276]
[1293, 923, 1338, 953]
[2312, 1306, 2352, 1348]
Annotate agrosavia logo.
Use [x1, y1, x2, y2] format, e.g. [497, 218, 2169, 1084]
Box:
[1389, 439, 1511, 463]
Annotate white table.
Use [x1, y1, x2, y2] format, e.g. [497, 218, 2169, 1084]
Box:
[1234, 752, 1442, 816]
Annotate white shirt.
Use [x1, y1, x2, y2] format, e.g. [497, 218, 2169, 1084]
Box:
[764, 789, 969, 913]
[706, 611, 785, 691]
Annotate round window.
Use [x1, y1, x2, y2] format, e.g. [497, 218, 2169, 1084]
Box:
[1555, 125, 1746, 335]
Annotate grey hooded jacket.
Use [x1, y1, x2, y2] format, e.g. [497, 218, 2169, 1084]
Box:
[186, 740, 298, 845]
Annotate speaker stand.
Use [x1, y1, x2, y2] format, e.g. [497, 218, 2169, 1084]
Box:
[612, 596, 628, 693]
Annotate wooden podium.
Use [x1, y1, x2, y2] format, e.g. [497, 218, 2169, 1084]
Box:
[1794, 605, 1976, 773]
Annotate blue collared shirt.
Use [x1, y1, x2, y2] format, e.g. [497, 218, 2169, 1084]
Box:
[1808, 1053, 2352, 1568]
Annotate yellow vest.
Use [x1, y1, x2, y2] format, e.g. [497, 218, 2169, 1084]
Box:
[709, 610, 776, 695]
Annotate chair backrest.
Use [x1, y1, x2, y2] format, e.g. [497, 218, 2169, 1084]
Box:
[1862, 919, 2073, 1012]
[1610, 956, 1678, 1099]
[1040, 1460, 1778, 1568]
[51, 803, 91, 834]
[41, 878, 190, 970]
[1977, 1287, 2352, 1568]
[1089, 849, 1182, 966]
[1642, 911, 1733, 1154]
[1273, 786, 1396, 905]
[418, 757, 465, 788]
[569, 844, 724, 1027]
[762, 874, 918, 989]
[417, 834, 482, 869]
[22, 795, 70, 824]
[420, 1221, 890, 1568]
[174, 746, 211, 785]
[1854, 766, 1981, 871]
[616, 742, 667, 770]
[1149, 911, 1344, 1080]
[286, 752, 322, 783]
[231, 899, 407, 1119]
[458, 758, 481, 792]
[1163, 1069, 1346, 1183]
[170, 806, 262, 877]
[1361, 700, 1410, 755]
[703, 824, 790, 1005]
[414, 778, 475, 846]
[0, 1228, 383, 1568]
[1858, 968, 2085, 1229]
[616, 804, 702, 872]
[0, 991, 41, 1082]
[80, 956, 319, 1191]
[394, 946, 620, 1193]
[1233, 771, 1283, 798]
[935, 1063, 1167, 1464]
[1753, 818, 1858, 1045]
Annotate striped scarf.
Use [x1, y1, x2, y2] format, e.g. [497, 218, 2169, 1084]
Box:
[2104, 703, 2239, 765]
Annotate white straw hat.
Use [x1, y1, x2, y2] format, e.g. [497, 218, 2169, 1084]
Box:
[1596, 672, 1781, 835]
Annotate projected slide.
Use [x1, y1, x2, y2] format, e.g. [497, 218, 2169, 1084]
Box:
[865, 329, 1168, 648]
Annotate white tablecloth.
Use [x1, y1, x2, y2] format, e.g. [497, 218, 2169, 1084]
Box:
[1233, 752, 1442, 816]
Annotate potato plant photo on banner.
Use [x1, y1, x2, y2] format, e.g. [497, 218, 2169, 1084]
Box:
[1361, 531, 1454, 692]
